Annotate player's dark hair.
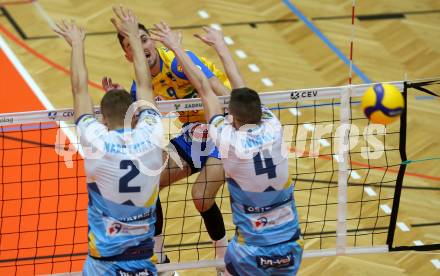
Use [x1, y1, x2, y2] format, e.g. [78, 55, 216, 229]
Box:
[100, 89, 133, 124]
[117, 23, 150, 51]
[229, 87, 262, 124]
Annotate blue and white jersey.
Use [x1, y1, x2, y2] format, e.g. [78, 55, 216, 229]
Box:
[209, 106, 299, 247]
[76, 109, 164, 258]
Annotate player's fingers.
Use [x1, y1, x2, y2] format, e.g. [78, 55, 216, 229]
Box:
[149, 32, 163, 39]
[102, 78, 110, 90]
[149, 29, 159, 35]
[158, 21, 168, 32]
[67, 19, 76, 31]
[112, 6, 123, 20]
[110, 18, 117, 28]
[149, 33, 164, 42]
[193, 34, 209, 44]
[119, 4, 128, 18]
[160, 21, 168, 30]
[152, 23, 163, 32]
[162, 21, 171, 31]
[54, 22, 65, 32]
[110, 18, 123, 33]
[52, 28, 65, 37]
[202, 26, 211, 33]
[150, 28, 165, 38]
[127, 8, 134, 20]
[61, 19, 69, 30]
[193, 33, 203, 40]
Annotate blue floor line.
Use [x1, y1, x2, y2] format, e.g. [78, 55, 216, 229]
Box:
[282, 0, 372, 84]
[282, 0, 433, 101]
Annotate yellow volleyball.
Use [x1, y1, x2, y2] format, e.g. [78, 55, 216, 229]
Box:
[361, 83, 404, 125]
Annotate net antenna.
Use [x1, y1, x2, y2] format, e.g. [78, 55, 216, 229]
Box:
[336, 0, 358, 255]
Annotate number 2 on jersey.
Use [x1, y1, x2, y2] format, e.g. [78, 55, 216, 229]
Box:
[119, 160, 141, 193]
[253, 151, 276, 179]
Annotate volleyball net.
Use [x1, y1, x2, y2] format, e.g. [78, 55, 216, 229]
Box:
[0, 80, 438, 275]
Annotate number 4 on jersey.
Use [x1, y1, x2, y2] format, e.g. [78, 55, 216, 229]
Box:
[253, 151, 276, 179]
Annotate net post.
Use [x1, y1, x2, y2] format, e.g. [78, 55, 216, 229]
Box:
[386, 82, 408, 251]
[336, 86, 351, 254]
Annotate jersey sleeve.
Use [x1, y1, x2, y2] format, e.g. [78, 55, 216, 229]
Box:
[76, 114, 108, 149]
[136, 108, 164, 146]
[130, 81, 138, 102]
[136, 108, 162, 129]
[261, 105, 282, 130]
[208, 114, 229, 147]
[171, 50, 215, 80]
[198, 55, 231, 90]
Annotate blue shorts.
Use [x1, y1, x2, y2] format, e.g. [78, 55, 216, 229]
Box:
[225, 236, 303, 276]
[170, 122, 220, 174]
[83, 255, 157, 276]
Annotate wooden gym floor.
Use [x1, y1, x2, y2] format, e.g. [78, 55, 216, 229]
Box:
[0, 0, 439, 275]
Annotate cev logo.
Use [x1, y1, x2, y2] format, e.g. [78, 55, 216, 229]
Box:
[62, 111, 75, 117]
[290, 90, 318, 100]
[48, 111, 57, 120]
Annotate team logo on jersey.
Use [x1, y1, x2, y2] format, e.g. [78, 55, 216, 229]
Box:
[142, 116, 158, 125]
[261, 110, 273, 120]
[108, 222, 122, 235]
[105, 218, 150, 236]
[166, 72, 176, 81]
[213, 117, 225, 128]
[254, 217, 268, 229]
[184, 123, 208, 143]
[251, 205, 294, 230]
[256, 253, 295, 269]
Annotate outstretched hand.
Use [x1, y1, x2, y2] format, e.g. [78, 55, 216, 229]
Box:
[110, 5, 139, 37]
[150, 21, 182, 50]
[53, 20, 85, 46]
[102, 77, 124, 92]
[194, 26, 225, 48]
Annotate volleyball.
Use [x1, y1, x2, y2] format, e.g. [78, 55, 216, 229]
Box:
[361, 83, 405, 125]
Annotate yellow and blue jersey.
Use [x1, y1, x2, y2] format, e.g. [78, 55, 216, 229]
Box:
[130, 47, 231, 123]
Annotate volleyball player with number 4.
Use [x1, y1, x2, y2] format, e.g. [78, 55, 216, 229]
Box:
[150, 22, 303, 275]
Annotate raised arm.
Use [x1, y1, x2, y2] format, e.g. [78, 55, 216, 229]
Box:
[111, 6, 154, 105]
[53, 20, 93, 121]
[194, 27, 245, 89]
[151, 22, 222, 121]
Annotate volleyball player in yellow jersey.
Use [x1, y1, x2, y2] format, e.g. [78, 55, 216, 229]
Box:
[105, 21, 231, 267]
